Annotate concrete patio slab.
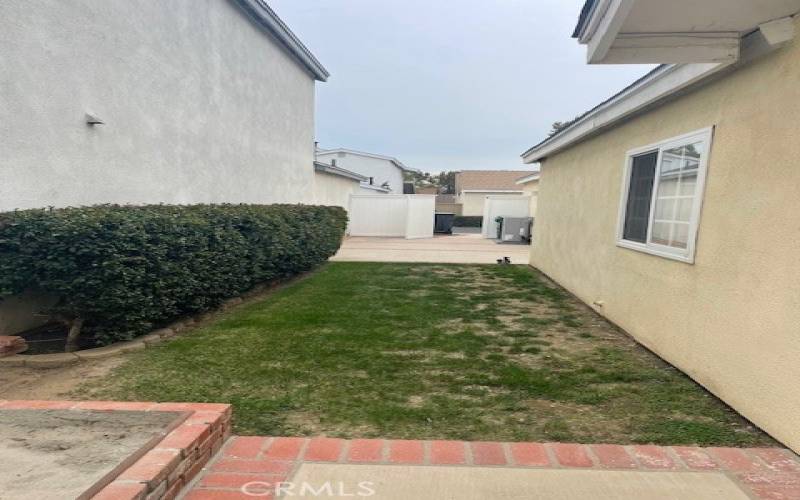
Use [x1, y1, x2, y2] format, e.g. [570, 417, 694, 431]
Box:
[288, 464, 750, 500]
[331, 234, 530, 264]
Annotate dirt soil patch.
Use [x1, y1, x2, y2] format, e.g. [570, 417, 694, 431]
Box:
[0, 357, 125, 401]
[0, 409, 179, 500]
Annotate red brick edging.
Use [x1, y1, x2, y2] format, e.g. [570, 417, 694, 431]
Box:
[186, 437, 800, 500]
[0, 400, 231, 500]
[2, 400, 798, 500]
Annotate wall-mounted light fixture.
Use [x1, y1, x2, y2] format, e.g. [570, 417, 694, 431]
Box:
[85, 112, 104, 126]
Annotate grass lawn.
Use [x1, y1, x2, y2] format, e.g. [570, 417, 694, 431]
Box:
[78, 262, 774, 446]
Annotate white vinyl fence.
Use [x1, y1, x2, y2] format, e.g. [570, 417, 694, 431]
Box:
[348, 195, 435, 239]
[481, 195, 532, 238]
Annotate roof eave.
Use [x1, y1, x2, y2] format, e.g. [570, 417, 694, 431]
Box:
[317, 148, 419, 173]
[359, 184, 392, 193]
[515, 174, 541, 185]
[232, 0, 329, 81]
[520, 63, 726, 163]
[572, 0, 599, 39]
[314, 162, 366, 182]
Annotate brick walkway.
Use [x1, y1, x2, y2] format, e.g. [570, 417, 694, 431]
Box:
[185, 437, 800, 499]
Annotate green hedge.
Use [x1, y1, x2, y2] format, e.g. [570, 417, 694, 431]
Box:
[453, 216, 483, 227]
[0, 204, 347, 347]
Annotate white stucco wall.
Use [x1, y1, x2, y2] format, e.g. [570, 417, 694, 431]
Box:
[313, 172, 360, 210]
[0, 0, 317, 211]
[316, 152, 404, 194]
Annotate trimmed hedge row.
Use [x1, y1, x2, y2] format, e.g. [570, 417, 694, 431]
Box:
[0, 204, 347, 347]
[453, 216, 483, 228]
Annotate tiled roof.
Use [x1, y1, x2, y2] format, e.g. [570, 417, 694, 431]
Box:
[455, 170, 534, 193]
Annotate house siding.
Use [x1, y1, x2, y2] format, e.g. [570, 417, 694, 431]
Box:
[316, 152, 404, 194]
[530, 21, 800, 452]
[519, 181, 539, 216]
[0, 0, 316, 211]
[313, 171, 360, 210]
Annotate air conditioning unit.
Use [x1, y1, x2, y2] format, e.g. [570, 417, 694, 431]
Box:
[499, 217, 533, 244]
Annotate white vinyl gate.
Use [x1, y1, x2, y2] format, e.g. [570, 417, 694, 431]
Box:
[348, 195, 435, 239]
[481, 195, 532, 238]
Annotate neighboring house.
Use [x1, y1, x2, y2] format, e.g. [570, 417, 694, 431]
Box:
[315, 148, 418, 194]
[0, 0, 327, 212]
[454, 170, 532, 216]
[313, 161, 366, 210]
[522, 2, 800, 452]
[435, 194, 462, 215]
[515, 172, 541, 216]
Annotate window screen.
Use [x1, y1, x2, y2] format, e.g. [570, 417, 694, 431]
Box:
[622, 151, 658, 243]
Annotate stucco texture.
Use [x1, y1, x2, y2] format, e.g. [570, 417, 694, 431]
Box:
[0, 0, 316, 211]
[313, 171, 360, 210]
[530, 25, 800, 452]
[520, 181, 539, 216]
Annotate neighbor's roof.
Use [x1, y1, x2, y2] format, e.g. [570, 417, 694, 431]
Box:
[316, 148, 420, 173]
[314, 161, 367, 182]
[455, 170, 536, 192]
[232, 0, 329, 81]
[359, 183, 392, 193]
[516, 172, 541, 185]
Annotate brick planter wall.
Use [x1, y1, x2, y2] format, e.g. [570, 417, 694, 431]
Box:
[0, 400, 231, 500]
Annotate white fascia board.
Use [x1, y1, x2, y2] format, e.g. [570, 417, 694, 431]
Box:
[232, 0, 329, 81]
[586, 0, 637, 63]
[317, 148, 418, 173]
[603, 33, 740, 64]
[314, 162, 367, 182]
[521, 25, 793, 163]
[578, 0, 610, 43]
[521, 62, 725, 163]
[359, 183, 391, 193]
[515, 174, 541, 185]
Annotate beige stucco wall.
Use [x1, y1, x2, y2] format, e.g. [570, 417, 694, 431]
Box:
[0, 0, 317, 211]
[460, 191, 523, 216]
[520, 181, 539, 216]
[530, 27, 800, 452]
[313, 172, 360, 210]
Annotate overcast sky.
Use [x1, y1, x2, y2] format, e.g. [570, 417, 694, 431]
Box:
[270, 0, 654, 174]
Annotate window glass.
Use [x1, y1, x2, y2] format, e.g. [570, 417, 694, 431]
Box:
[618, 129, 711, 262]
[651, 142, 702, 250]
[622, 151, 658, 244]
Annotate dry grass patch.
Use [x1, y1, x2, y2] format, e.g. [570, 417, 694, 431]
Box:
[76, 263, 775, 446]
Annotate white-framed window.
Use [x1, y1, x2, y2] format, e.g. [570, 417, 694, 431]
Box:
[616, 127, 713, 263]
